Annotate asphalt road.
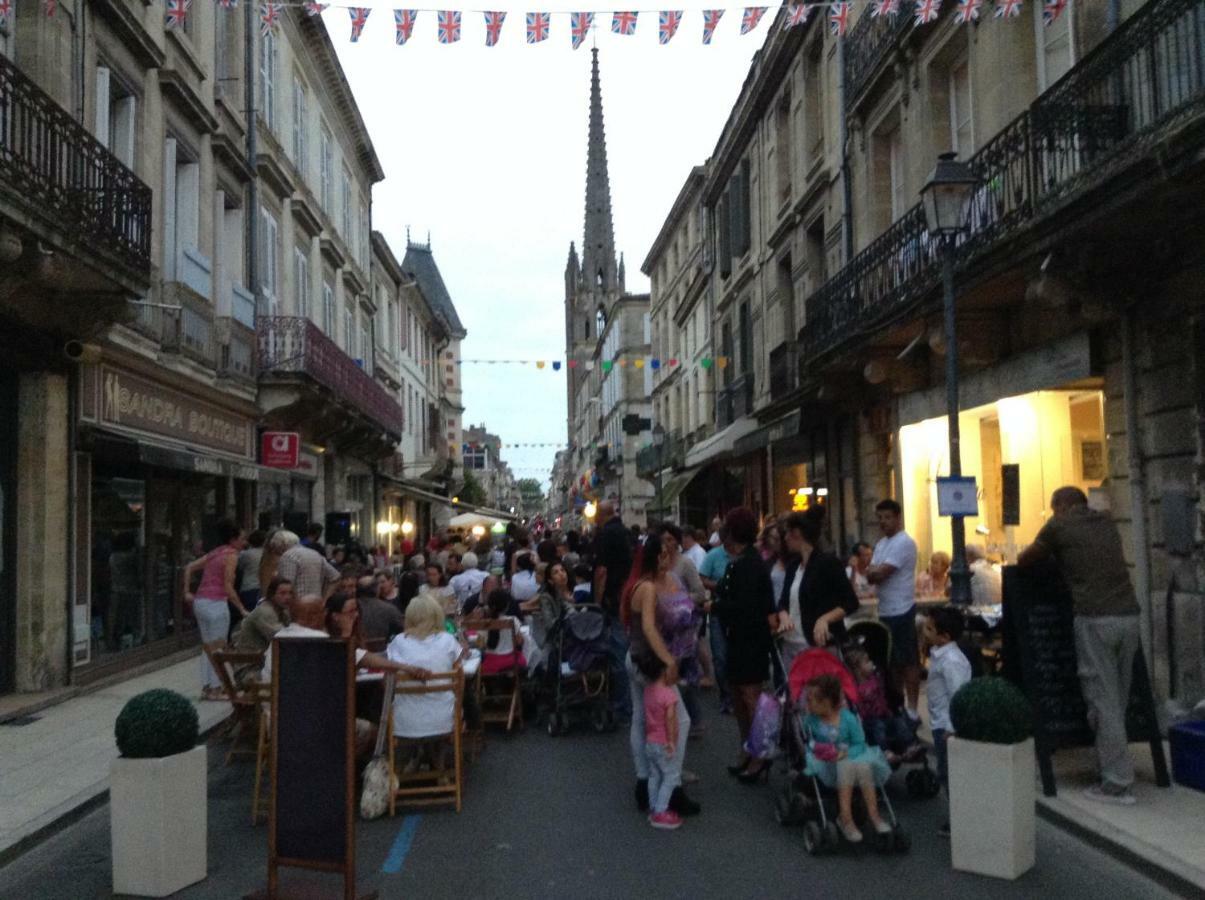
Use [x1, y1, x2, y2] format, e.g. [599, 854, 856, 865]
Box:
[0, 692, 1179, 900]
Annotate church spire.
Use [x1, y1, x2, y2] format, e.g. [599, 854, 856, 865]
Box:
[581, 47, 617, 294]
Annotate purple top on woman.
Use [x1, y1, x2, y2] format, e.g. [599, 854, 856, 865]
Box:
[630, 574, 699, 684]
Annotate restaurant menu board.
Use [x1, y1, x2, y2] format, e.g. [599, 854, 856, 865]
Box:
[1002, 564, 1169, 797]
[270, 638, 356, 890]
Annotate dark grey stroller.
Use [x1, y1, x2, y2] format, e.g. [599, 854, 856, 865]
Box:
[541, 602, 612, 735]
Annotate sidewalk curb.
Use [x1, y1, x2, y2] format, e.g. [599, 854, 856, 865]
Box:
[0, 715, 230, 871]
[1037, 798, 1202, 899]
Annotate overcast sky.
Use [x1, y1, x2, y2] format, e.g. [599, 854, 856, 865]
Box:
[332, 6, 766, 487]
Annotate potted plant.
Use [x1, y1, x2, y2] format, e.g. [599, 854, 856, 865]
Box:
[947, 677, 1036, 880]
[110, 689, 207, 897]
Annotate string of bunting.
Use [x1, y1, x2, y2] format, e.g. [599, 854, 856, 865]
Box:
[82, 0, 1074, 44]
[446, 356, 733, 370]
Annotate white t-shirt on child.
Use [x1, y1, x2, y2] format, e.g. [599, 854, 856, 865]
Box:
[386, 631, 462, 739]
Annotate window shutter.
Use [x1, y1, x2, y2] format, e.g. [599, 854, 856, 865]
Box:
[95, 67, 111, 147]
[718, 194, 732, 277]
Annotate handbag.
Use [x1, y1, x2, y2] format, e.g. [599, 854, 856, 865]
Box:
[360, 672, 397, 820]
[743, 691, 783, 761]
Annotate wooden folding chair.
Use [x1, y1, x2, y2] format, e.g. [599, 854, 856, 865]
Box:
[250, 683, 272, 824]
[202, 641, 265, 766]
[387, 669, 465, 814]
[475, 620, 525, 733]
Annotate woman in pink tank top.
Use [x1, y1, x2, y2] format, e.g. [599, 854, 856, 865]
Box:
[183, 520, 247, 700]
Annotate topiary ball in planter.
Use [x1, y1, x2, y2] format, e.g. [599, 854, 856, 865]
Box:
[950, 677, 1034, 745]
[115, 689, 200, 759]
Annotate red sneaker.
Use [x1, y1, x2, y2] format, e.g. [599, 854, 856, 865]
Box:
[648, 811, 683, 830]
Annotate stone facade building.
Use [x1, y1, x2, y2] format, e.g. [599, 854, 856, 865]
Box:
[645, 0, 1205, 705]
[0, 6, 464, 697]
[561, 49, 653, 527]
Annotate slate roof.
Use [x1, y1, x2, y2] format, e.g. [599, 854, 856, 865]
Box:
[401, 242, 466, 338]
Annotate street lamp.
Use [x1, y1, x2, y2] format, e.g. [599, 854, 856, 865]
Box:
[652, 424, 666, 522]
[921, 151, 979, 606]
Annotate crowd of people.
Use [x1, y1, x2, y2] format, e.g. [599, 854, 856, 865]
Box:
[182, 481, 1144, 826]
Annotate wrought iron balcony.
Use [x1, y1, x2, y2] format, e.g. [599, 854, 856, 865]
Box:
[717, 376, 755, 429]
[769, 341, 800, 403]
[636, 430, 684, 477]
[257, 316, 405, 437]
[0, 52, 151, 273]
[160, 284, 215, 366]
[844, 6, 915, 109]
[803, 0, 1205, 362]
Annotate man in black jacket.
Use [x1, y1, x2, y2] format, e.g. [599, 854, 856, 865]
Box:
[592, 500, 633, 719]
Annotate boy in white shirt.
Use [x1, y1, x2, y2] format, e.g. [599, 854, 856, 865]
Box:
[923, 606, 973, 838]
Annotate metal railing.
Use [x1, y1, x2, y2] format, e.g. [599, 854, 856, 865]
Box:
[161, 285, 215, 366]
[804, 0, 1205, 361]
[844, 6, 915, 109]
[0, 53, 151, 272]
[717, 376, 754, 429]
[216, 317, 256, 383]
[769, 341, 799, 402]
[257, 316, 405, 436]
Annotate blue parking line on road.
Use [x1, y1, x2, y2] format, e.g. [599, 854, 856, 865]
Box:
[382, 815, 422, 874]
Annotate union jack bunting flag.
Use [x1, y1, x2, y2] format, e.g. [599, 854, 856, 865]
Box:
[165, 0, 189, 29]
[995, 0, 1023, 17]
[954, 0, 982, 22]
[260, 2, 282, 35]
[526, 11, 550, 43]
[483, 10, 505, 45]
[1043, 0, 1067, 25]
[437, 9, 461, 43]
[914, 0, 941, 24]
[395, 9, 418, 44]
[570, 11, 593, 48]
[829, 2, 851, 35]
[702, 9, 724, 43]
[217, 0, 237, 10]
[612, 10, 638, 35]
[305, 2, 328, 15]
[658, 10, 682, 44]
[872, 0, 900, 15]
[348, 7, 371, 42]
[740, 6, 767, 34]
[43, 0, 56, 17]
[786, 4, 812, 28]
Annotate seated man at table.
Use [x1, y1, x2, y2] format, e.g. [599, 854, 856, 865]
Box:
[231, 577, 295, 686]
[449, 552, 489, 612]
[966, 544, 1002, 606]
[357, 574, 404, 644]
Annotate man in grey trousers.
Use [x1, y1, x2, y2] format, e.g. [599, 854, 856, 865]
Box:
[1019, 486, 1141, 805]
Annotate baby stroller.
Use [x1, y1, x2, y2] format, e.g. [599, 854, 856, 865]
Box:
[774, 644, 910, 855]
[541, 603, 613, 736]
[846, 620, 941, 800]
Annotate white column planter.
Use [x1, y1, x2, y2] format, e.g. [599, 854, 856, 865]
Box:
[948, 736, 1036, 880]
[111, 744, 208, 897]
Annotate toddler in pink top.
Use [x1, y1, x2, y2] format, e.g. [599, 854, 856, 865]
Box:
[639, 655, 682, 830]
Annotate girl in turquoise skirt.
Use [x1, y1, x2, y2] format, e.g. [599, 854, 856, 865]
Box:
[802, 674, 893, 844]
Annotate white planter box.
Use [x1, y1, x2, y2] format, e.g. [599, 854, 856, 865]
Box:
[949, 736, 1036, 881]
[111, 744, 208, 897]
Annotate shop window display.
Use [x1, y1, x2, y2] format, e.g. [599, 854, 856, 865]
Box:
[899, 389, 1105, 573]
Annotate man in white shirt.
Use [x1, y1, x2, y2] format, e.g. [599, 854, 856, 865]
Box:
[449, 551, 488, 611]
[866, 498, 921, 713]
[682, 529, 708, 572]
[966, 544, 1003, 606]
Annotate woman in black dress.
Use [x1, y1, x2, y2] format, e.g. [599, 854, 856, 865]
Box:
[713, 507, 778, 781]
[777, 509, 860, 672]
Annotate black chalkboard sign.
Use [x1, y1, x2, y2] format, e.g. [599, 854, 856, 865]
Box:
[269, 637, 357, 895]
[1002, 564, 1169, 796]
[1001, 465, 1020, 527]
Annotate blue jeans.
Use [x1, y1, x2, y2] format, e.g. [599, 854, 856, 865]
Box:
[708, 614, 730, 705]
[645, 742, 681, 815]
[608, 618, 632, 718]
[627, 654, 691, 781]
